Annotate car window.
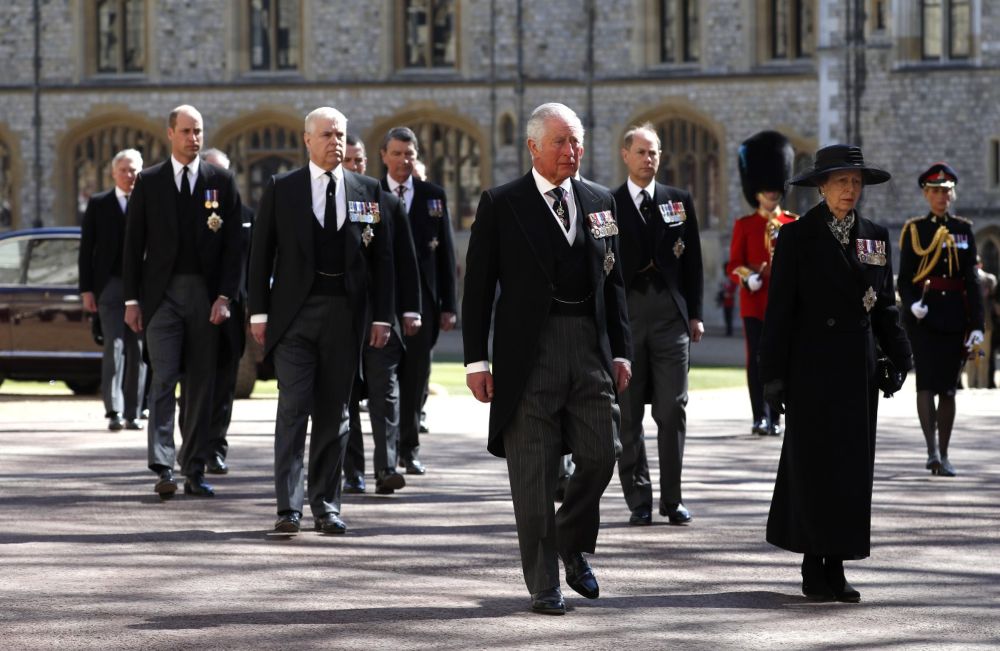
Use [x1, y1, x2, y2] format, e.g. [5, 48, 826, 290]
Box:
[26, 238, 79, 287]
[0, 238, 26, 285]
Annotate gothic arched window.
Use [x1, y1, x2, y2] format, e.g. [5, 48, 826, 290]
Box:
[650, 117, 721, 229]
[219, 123, 306, 210]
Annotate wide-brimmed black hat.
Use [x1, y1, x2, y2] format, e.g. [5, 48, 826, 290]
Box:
[788, 144, 891, 187]
[738, 130, 794, 207]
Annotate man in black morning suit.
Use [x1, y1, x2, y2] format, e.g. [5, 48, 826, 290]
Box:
[248, 107, 396, 535]
[463, 103, 632, 615]
[380, 127, 458, 475]
[79, 148, 147, 431]
[613, 123, 704, 527]
[123, 105, 243, 499]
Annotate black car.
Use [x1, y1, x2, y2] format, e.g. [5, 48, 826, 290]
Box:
[0, 227, 102, 393]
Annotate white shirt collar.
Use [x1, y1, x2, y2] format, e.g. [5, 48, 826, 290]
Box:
[114, 186, 130, 201]
[386, 174, 414, 194]
[627, 177, 656, 202]
[309, 160, 342, 183]
[171, 155, 199, 178]
[531, 167, 573, 197]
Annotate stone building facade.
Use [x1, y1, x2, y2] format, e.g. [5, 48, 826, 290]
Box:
[1, 0, 998, 326]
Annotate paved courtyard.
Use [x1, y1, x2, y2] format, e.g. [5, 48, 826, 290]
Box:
[0, 383, 997, 649]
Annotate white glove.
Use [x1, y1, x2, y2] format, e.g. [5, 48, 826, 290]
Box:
[747, 273, 763, 292]
[965, 329, 984, 348]
[910, 301, 928, 320]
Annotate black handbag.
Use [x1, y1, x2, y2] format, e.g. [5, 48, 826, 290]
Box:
[876, 356, 898, 397]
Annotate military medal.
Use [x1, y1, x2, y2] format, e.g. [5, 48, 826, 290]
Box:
[586, 211, 618, 238]
[603, 250, 615, 276]
[659, 201, 687, 225]
[952, 233, 969, 249]
[429, 236, 440, 251]
[362, 225, 374, 247]
[427, 199, 444, 217]
[204, 189, 219, 210]
[856, 239, 887, 266]
[863, 286, 877, 312]
[673, 236, 685, 258]
[349, 202, 381, 224]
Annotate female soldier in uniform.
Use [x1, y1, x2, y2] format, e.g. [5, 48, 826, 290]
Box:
[760, 145, 911, 603]
[897, 163, 984, 477]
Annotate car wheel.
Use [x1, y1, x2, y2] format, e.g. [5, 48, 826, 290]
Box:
[65, 379, 100, 395]
[234, 347, 257, 399]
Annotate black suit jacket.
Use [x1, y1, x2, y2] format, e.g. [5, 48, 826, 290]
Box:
[387, 192, 422, 339]
[380, 177, 457, 322]
[123, 159, 243, 324]
[248, 166, 396, 358]
[613, 181, 704, 331]
[79, 189, 126, 297]
[462, 172, 632, 457]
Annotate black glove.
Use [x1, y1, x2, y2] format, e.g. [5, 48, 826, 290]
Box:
[762, 379, 785, 415]
[876, 357, 906, 398]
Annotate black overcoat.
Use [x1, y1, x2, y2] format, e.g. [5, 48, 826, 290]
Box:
[759, 202, 911, 559]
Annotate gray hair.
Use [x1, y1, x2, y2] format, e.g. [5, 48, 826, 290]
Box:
[622, 122, 659, 150]
[110, 148, 143, 170]
[304, 107, 348, 134]
[526, 103, 585, 146]
[381, 126, 419, 153]
[201, 148, 230, 169]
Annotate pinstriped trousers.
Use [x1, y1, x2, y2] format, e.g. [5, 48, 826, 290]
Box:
[503, 314, 621, 594]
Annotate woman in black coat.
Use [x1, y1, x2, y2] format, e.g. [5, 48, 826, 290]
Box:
[759, 145, 912, 603]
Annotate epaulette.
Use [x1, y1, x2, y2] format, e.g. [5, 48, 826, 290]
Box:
[903, 215, 924, 227]
[951, 214, 973, 225]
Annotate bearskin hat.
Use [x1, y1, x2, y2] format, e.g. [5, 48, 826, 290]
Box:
[738, 131, 794, 207]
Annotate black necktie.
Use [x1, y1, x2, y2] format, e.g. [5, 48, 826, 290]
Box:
[549, 187, 569, 232]
[639, 190, 653, 223]
[180, 166, 190, 196]
[325, 171, 338, 230]
[122, 194, 129, 214]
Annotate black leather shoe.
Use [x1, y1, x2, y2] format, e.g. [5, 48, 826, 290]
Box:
[659, 502, 692, 525]
[343, 475, 366, 494]
[124, 419, 142, 430]
[629, 506, 652, 526]
[108, 414, 124, 431]
[530, 587, 566, 615]
[183, 473, 215, 497]
[554, 474, 570, 502]
[206, 455, 229, 475]
[402, 458, 426, 475]
[824, 559, 861, 603]
[801, 555, 835, 601]
[560, 551, 599, 599]
[769, 422, 783, 436]
[272, 511, 301, 535]
[314, 513, 347, 534]
[751, 419, 769, 436]
[375, 469, 405, 494]
[154, 469, 177, 499]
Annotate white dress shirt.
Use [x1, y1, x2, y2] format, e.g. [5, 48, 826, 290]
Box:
[114, 186, 129, 214]
[385, 174, 415, 214]
[309, 160, 347, 230]
[626, 177, 656, 219]
[171, 155, 200, 194]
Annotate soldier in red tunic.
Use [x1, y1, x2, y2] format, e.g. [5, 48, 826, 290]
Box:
[727, 131, 797, 436]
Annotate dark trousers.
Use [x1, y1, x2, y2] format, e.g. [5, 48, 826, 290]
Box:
[145, 275, 219, 475]
[618, 284, 689, 510]
[398, 295, 437, 461]
[272, 295, 358, 517]
[97, 276, 146, 420]
[503, 315, 619, 594]
[743, 317, 778, 425]
[345, 330, 403, 478]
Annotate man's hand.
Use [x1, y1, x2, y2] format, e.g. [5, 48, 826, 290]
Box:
[690, 319, 705, 343]
[403, 315, 422, 337]
[250, 322, 266, 347]
[209, 297, 231, 325]
[440, 311, 457, 332]
[613, 360, 632, 394]
[124, 304, 143, 333]
[369, 323, 391, 349]
[746, 273, 763, 292]
[81, 291, 97, 314]
[910, 301, 928, 320]
[467, 370, 494, 403]
[966, 329, 985, 349]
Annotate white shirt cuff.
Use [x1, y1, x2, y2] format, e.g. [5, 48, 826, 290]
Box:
[250, 314, 268, 324]
[465, 360, 490, 374]
[403, 312, 422, 320]
[125, 300, 139, 306]
[372, 321, 391, 327]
